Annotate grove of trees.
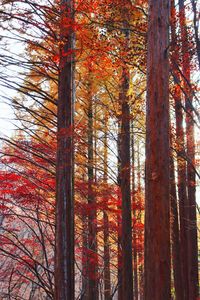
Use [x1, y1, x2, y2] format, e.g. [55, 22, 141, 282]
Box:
[0, 0, 199, 299]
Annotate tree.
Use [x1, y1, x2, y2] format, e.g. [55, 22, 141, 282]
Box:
[169, 127, 183, 300]
[179, 0, 199, 297]
[55, 0, 75, 299]
[144, 0, 171, 299]
[0, 136, 55, 299]
[170, 2, 189, 297]
[103, 110, 111, 300]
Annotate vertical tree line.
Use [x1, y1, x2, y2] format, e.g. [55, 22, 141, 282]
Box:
[55, 0, 74, 299]
[145, 0, 171, 299]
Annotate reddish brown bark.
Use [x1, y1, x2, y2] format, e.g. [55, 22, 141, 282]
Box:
[144, 0, 171, 298]
[137, 143, 144, 300]
[171, 3, 189, 298]
[173, 95, 189, 300]
[55, 0, 74, 299]
[118, 9, 134, 298]
[117, 215, 123, 300]
[103, 210, 111, 300]
[120, 66, 133, 299]
[131, 122, 138, 300]
[133, 234, 138, 300]
[169, 143, 183, 300]
[87, 87, 99, 300]
[117, 124, 123, 300]
[179, 1, 199, 297]
[186, 100, 199, 300]
[82, 214, 89, 298]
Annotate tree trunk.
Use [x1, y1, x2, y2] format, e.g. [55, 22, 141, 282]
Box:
[120, 66, 133, 299]
[186, 94, 199, 300]
[117, 122, 123, 300]
[169, 143, 183, 300]
[144, 0, 170, 298]
[103, 111, 111, 300]
[82, 213, 89, 299]
[179, 1, 199, 297]
[137, 142, 143, 300]
[131, 121, 138, 300]
[87, 85, 98, 300]
[171, 2, 189, 298]
[55, 0, 74, 299]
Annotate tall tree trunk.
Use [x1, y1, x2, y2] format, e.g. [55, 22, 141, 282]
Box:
[131, 121, 138, 300]
[169, 138, 183, 300]
[118, 6, 133, 297]
[171, 2, 189, 298]
[120, 66, 133, 299]
[117, 122, 123, 300]
[186, 93, 199, 300]
[179, 1, 199, 297]
[103, 111, 111, 300]
[137, 142, 143, 300]
[55, 0, 74, 299]
[174, 83, 189, 300]
[87, 85, 98, 300]
[82, 203, 89, 299]
[144, 0, 170, 298]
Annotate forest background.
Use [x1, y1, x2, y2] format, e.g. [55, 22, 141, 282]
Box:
[0, 0, 199, 299]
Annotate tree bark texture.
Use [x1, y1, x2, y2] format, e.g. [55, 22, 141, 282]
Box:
[82, 214, 89, 299]
[131, 122, 138, 300]
[144, 0, 171, 299]
[120, 67, 133, 299]
[117, 123, 123, 300]
[169, 147, 183, 300]
[103, 111, 111, 300]
[171, 3, 189, 297]
[55, 0, 74, 299]
[137, 143, 144, 300]
[87, 86, 99, 300]
[179, 0, 199, 297]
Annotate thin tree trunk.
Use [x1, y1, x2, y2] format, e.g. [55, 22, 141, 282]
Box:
[186, 96, 199, 300]
[174, 83, 189, 300]
[103, 111, 111, 300]
[179, 1, 199, 297]
[169, 140, 183, 300]
[87, 85, 98, 300]
[120, 66, 133, 299]
[117, 121, 122, 300]
[137, 142, 143, 300]
[55, 0, 74, 299]
[171, 2, 189, 298]
[144, 0, 171, 298]
[82, 211, 89, 299]
[131, 121, 138, 300]
[118, 7, 133, 297]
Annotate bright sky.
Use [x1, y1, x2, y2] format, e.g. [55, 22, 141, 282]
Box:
[0, 101, 17, 138]
[0, 22, 24, 138]
[0, 64, 21, 139]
